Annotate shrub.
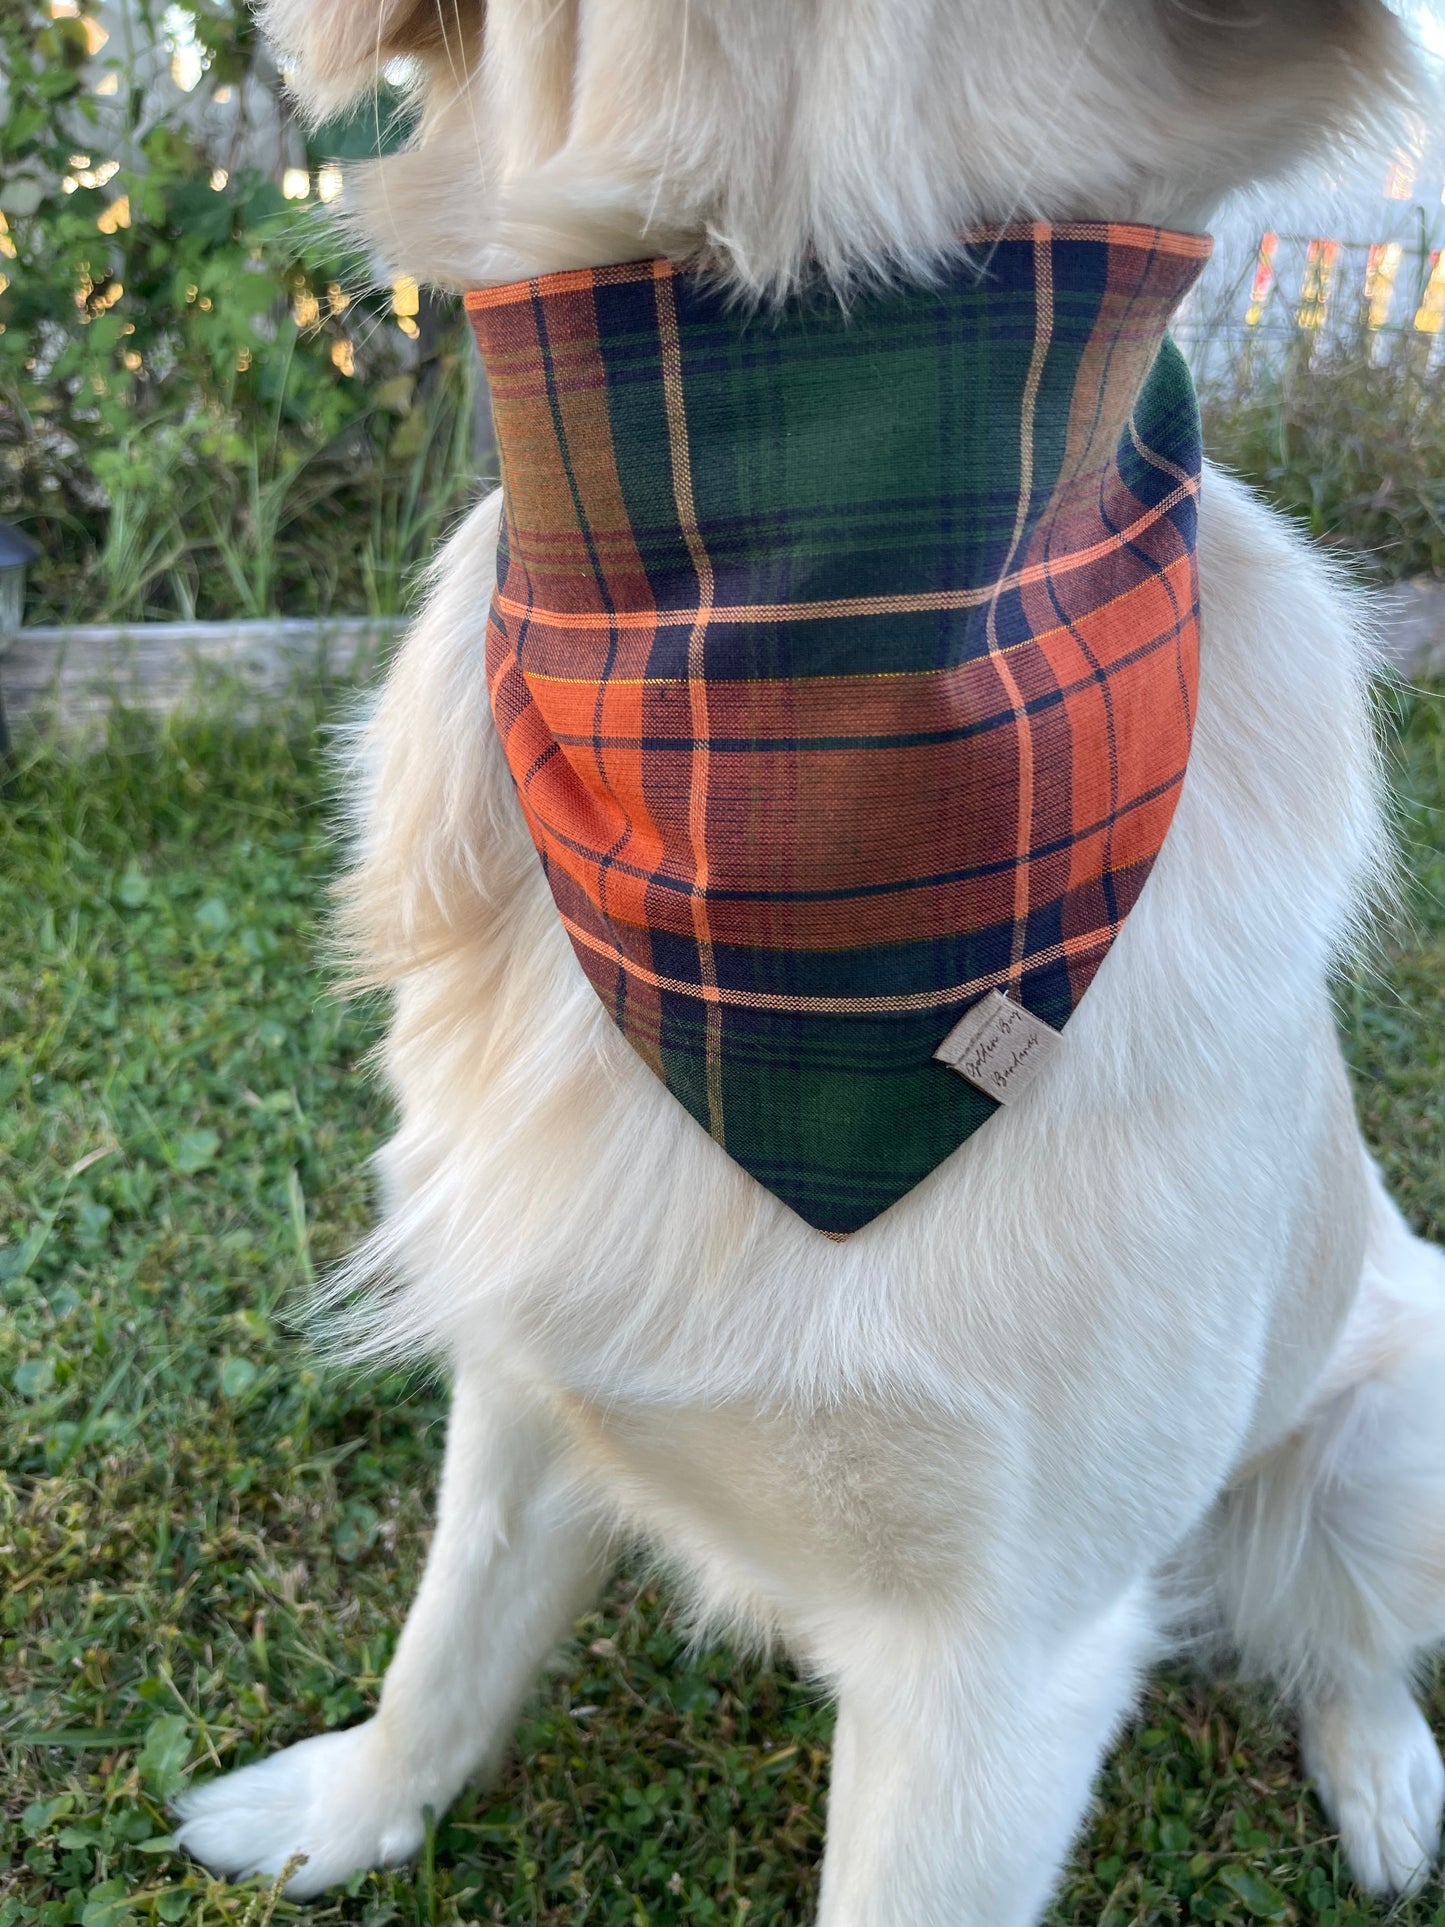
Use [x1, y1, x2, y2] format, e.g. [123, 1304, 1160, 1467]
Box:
[0, 0, 486, 622]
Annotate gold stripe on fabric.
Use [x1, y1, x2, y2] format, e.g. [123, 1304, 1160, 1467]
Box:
[654, 263, 726, 1143]
[1128, 417, 1196, 489]
[490, 480, 1198, 632]
[514, 567, 1193, 691]
[560, 912, 1114, 1015]
[985, 229, 1053, 993]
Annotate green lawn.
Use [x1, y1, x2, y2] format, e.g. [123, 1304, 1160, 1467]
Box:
[1, 684, 1442, 1927]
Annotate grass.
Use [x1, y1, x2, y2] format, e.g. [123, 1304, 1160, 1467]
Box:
[0, 677, 1443, 1927]
[1199, 330, 1445, 584]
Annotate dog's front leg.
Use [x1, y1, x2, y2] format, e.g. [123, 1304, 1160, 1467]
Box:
[174, 1367, 613, 1896]
[815, 1586, 1152, 1927]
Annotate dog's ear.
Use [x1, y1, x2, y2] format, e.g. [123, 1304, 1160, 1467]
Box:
[261, 0, 484, 120]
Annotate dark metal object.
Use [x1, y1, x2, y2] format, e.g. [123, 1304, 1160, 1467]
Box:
[0, 520, 42, 761]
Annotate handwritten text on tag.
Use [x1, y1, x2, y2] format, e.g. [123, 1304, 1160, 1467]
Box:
[934, 990, 1062, 1103]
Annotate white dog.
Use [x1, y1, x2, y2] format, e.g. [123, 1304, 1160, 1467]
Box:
[176, 3, 1445, 1918]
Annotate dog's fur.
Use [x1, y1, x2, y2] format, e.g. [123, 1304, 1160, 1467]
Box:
[174, 3, 1445, 1916]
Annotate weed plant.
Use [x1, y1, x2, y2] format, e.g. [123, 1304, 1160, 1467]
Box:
[1202, 332, 1445, 581]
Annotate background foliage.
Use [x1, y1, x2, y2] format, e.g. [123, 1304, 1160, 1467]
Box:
[1204, 333, 1445, 582]
[0, 0, 485, 623]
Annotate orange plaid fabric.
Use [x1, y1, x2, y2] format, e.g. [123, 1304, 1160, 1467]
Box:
[467, 223, 1211, 1233]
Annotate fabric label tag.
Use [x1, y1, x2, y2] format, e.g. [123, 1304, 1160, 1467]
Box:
[934, 990, 1062, 1103]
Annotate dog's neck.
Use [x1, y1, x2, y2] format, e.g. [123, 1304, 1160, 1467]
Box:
[287, 0, 1415, 298]
[468, 225, 1210, 627]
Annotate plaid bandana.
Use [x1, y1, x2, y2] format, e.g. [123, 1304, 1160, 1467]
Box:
[466, 223, 1211, 1236]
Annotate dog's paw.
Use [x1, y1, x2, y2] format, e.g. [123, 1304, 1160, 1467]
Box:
[172, 1721, 427, 1899]
[1302, 1677, 1445, 1898]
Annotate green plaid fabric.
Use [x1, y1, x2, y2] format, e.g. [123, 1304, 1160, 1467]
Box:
[467, 223, 1211, 1234]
